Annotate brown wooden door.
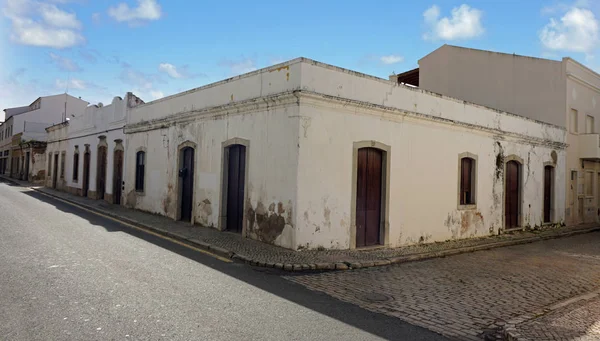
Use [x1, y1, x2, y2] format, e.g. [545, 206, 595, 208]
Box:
[505, 161, 520, 229]
[97, 146, 107, 200]
[544, 166, 553, 223]
[226, 145, 246, 233]
[356, 148, 383, 248]
[180, 147, 194, 222]
[83, 152, 90, 197]
[113, 150, 123, 205]
[52, 154, 58, 188]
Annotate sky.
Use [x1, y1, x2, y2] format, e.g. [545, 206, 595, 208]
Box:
[1, 0, 600, 120]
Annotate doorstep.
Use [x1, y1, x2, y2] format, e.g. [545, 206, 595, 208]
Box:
[2, 174, 600, 272]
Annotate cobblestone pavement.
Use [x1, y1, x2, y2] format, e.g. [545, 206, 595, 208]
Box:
[514, 294, 600, 341]
[286, 233, 600, 341]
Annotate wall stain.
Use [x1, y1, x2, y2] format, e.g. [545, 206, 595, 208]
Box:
[197, 198, 212, 226]
[246, 200, 292, 245]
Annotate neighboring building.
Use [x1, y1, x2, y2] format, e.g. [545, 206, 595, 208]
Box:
[393, 45, 600, 226]
[123, 58, 566, 250]
[44, 94, 144, 204]
[1, 94, 88, 181]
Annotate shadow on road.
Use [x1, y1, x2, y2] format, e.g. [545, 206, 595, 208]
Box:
[8, 182, 448, 341]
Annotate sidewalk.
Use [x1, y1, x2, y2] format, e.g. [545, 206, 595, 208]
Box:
[503, 290, 600, 341]
[3, 174, 600, 272]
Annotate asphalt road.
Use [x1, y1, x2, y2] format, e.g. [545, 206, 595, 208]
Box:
[0, 180, 448, 341]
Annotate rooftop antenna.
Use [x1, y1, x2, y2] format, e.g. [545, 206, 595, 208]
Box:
[63, 72, 70, 122]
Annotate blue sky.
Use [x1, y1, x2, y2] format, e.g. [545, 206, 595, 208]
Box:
[1, 0, 599, 119]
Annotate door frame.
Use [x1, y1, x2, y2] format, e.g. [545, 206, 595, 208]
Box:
[503, 155, 524, 230]
[176, 141, 197, 223]
[543, 161, 556, 224]
[52, 152, 59, 188]
[96, 138, 108, 201]
[82, 145, 91, 198]
[350, 141, 391, 249]
[218, 138, 250, 236]
[113, 141, 124, 205]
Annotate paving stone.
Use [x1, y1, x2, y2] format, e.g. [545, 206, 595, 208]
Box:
[286, 232, 600, 341]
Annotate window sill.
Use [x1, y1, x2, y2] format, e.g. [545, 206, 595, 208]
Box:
[458, 204, 477, 210]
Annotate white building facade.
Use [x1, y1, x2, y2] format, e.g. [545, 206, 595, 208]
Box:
[123, 58, 566, 250]
[0, 94, 88, 181]
[44, 94, 144, 204]
[402, 45, 600, 226]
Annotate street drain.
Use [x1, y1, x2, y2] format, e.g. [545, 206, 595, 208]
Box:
[358, 292, 394, 303]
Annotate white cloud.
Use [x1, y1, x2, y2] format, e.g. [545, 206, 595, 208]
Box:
[55, 78, 87, 90]
[380, 55, 404, 64]
[158, 63, 183, 79]
[150, 90, 164, 99]
[108, 0, 162, 23]
[423, 4, 484, 41]
[49, 52, 81, 71]
[219, 58, 257, 76]
[39, 2, 81, 28]
[91, 12, 101, 23]
[2, 0, 85, 49]
[540, 7, 599, 54]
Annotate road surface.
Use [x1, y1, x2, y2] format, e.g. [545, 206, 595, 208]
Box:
[0, 179, 447, 341]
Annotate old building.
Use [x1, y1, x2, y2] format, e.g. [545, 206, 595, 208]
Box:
[0, 94, 88, 182]
[394, 45, 600, 226]
[44, 94, 144, 203]
[123, 58, 566, 250]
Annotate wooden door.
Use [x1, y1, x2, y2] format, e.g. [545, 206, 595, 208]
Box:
[83, 152, 90, 197]
[180, 147, 194, 222]
[356, 148, 383, 248]
[544, 166, 553, 223]
[97, 146, 107, 200]
[226, 145, 246, 233]
[113, 150, 123, 205]
[505, 161, 520, 229]
[52, 154, 58, 188]
[25, 152, 30, 181]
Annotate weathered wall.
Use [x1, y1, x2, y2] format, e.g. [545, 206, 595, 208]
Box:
[564, 58, 600, 224]
[418, 45, 567, 128]
[44, 124, 69, 190]
[294, 60, 567, 249]
[60, 96, 129, 202]
[124, 94, 300, 249]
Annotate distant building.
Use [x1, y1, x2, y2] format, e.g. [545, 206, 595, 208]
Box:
[0, 94, 88, 182]
[393, 45, 600, 226]
[44, 94, 144, 203]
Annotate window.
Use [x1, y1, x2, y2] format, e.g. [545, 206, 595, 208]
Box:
[460, 157, 476, 206]
[135, 151, 145, 192]
[585, 171, 593, 197]
[60, 152, 65, 179]
[586, 115, 595, 134]
[73, 153, 79, 181]
[570, 109, 579, 133]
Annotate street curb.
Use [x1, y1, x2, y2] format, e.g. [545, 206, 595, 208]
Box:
[498, 289, 600, 341]
[4, 176, 600, 273]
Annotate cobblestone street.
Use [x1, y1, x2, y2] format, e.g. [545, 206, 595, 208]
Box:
[514, 294, 600, 341]
[286, 232, 600, 341]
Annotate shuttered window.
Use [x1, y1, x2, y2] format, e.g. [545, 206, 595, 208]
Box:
[135, 151, 145, 192]
[460, 157, 475, 205]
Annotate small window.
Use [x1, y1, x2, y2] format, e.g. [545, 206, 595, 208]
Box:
[60, 152, 65, 179]
[460, 157, 476, 205]
[73, 153, 79, 181]
[570, 109, 579, 133]
[135, 151, 145, 192]
[586, 115, 595, 134]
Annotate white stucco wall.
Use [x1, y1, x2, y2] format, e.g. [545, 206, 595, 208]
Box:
[45, 124, 69, 190]
[123, 58, 567, 250]
[564, 58, 600, 224]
